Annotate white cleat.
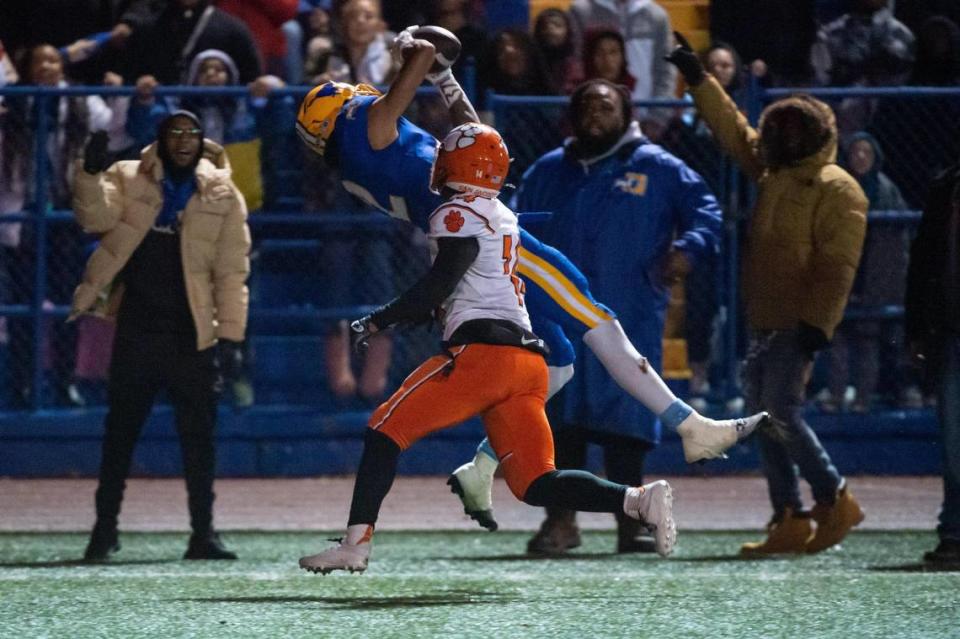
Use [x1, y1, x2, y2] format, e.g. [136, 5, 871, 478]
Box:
[447, 460, 498, 531]
[676, 411, 769, 464]
[626, 480, 676, 557]
[299, 542, 371, 575]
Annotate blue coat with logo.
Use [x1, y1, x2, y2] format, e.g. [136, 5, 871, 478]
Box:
[514, 123, 721, 443]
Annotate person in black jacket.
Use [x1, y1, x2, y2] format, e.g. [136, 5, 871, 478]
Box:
[118, 0, 262, 85]
[905, 161, 960, 565]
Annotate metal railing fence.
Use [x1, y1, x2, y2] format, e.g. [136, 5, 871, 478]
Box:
[1, 81, 956, 410]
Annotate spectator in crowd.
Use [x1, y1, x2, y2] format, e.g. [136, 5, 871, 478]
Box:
[0, 0, 158, 85]
[905, 158, 960, 565]
[118, 0, 262, 85]
[812, 0, 915, 87]
[519, 79, 721, 555]
[812, 0, 916, 142]
[669, 34, 868, 556]
[126, 49, 291, 212]
[424, 0, 487, 86]
[569, 0, 675, 102]
[818, 132, 914, 412]
[480, 29, 555, 97]
[909, 15, 960, 87]
[869, 15, 960, 208]
[74, 111, 250, 561]
[302, 3, 335, 83]
[0, 44, 115, 407]
[710, 0, 816, 86]
[71, 277, 116, 406]
[319, 0, 397, 85]
[581, 28, 634, 93]
[0, 39, 16, 109]
[895, 0, 960, 37]
[533, 9, 582, 95]
[218, 0, 298, 81]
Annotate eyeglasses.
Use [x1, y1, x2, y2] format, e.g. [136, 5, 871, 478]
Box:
[168, 128, 202, 139]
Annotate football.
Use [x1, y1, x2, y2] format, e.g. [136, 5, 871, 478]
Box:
[411, 25, 462, 73]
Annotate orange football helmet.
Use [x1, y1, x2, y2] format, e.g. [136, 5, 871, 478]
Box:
[431, 123, 510, 197]
[296, 81, 381, 156]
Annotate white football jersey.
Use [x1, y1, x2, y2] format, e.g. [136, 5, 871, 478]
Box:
[427, 194, 531, 340]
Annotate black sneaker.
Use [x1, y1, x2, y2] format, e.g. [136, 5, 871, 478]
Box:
[923, 539, 960, 564]
[183, 532, 238, 560]
[83, 524, 120, 562]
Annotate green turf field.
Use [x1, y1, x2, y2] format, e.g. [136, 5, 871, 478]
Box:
[1, 530, 957, 639]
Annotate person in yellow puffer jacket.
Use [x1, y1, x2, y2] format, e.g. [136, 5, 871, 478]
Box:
[667, 33, 868, 557]
[71, 111, 250, 563]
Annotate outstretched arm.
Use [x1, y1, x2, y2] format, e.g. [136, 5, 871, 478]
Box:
[363, 237, 480, 331]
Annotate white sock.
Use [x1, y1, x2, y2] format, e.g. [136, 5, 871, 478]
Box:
[547, 363, 575, 399]
[473, 447, 499, 475]
[583, 319, 677, 415]
[345, 523, 373, 545]
[623, 485, 643, 519]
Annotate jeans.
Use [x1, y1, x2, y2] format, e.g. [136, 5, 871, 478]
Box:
[744, 329, 842, 516]
[936, 333, 960, 542]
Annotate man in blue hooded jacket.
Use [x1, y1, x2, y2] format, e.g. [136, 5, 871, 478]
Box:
[520, 79, 722, 553]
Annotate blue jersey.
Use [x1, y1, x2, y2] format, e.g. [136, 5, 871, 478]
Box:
[332, 95, 442, 226]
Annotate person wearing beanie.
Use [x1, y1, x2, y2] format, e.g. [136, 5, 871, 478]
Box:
[70, 110, 251, 562]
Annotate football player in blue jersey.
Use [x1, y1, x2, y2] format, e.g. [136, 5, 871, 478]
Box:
[295, 26, 768, 532]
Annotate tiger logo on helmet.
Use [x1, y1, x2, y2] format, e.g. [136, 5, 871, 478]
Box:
[430, 123, 510, 198]
[296, 81, 381, 156]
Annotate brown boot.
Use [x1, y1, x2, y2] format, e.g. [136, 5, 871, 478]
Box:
[740, 508, 813, 557]
[806, 485, 865, 554]
[527, 510, 581, 554]
[616, 512, 657, 553]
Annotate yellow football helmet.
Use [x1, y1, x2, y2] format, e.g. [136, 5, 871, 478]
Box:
[295, 81, 381, 156]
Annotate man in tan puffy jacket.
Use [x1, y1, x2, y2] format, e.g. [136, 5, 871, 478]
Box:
[73, 111, 250, 562]
[667, 35, 868, 556]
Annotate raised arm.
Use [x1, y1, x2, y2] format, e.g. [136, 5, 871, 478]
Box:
[367, 38, 437, 149]
[666, 32, 764, 181]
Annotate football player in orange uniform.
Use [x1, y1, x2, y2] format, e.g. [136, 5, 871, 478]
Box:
[298, 124, 677, 574]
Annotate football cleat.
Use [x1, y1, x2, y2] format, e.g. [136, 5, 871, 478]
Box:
[299, 541, 371, 575]
[677, 411, 769, 464]
[447, 460, 498, 532]
[625, 480, 676, 557]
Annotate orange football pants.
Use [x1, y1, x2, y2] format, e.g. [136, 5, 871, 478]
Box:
[369, 343, 556, 499]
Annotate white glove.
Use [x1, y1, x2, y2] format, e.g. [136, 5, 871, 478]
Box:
[392, 25, 419, 54]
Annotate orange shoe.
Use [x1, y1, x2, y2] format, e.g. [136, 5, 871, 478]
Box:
[806, 485, 865, 553]
[740, 508, 813, 557]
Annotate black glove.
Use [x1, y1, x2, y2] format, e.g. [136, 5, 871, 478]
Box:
[350, 316, 377, 354]
[82, 131, 111, 174]
[664, 31, 705, 87]
[797, 322, 829, 359]
[216, 339, 244, 380]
